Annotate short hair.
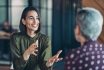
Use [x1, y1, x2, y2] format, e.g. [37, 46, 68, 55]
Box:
[19, 6, 40, 33]
[76, 7, 103, 41]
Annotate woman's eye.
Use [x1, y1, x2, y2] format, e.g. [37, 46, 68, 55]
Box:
[27, 16, 39, 20]
[29, 17, 34, 19]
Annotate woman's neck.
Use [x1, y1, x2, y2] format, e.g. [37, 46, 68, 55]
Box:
[27, 29, 36, 38]
[80, 36, 87, 46]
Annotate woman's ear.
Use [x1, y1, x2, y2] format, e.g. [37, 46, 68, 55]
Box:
[22, 19, 26, 25]
[77, 25, 81, 35]
[75, 25, 81, 36]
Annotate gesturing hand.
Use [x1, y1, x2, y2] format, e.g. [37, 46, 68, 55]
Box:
[23, 40, 38, 60]
[46, 50, 63, 67]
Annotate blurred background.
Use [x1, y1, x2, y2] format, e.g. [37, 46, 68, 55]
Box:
[0, 0, 104, 70]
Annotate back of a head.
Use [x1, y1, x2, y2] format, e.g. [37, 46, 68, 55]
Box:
[76, 7, 103, 41]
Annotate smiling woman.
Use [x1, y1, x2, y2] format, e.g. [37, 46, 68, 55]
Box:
[10, 6, 62, 70]
[19, 7, 40, 34]
[22, 10, 40, 37]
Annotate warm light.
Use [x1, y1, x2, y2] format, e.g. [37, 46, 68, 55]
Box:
[12, 0, 28, 6]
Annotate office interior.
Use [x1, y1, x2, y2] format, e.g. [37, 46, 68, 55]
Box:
[0, 0, 104, 70]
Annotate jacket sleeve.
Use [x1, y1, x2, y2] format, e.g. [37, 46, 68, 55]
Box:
[38, 36, 53, 70]
[10, 34, 27, 70]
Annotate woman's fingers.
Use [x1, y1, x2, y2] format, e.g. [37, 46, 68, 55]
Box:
[31, 51, 38, 56]
[29, 43, 38, 51]
[31, 46, 38, 56]
[23, 41, 38, 60]
[48, 58, 55, 63]
[55, 58, 63, 62]
[48, 50, 63, 63]
[46, 50, 63, 67]
[53, 50, 62, 59]
[35, 40, 38, 47]
[55, 50, 62, 58]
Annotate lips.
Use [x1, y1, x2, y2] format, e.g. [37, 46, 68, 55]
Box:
[32, 24, 37, 27]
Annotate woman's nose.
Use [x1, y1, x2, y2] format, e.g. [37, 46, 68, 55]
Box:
[33, 18, 37, 23]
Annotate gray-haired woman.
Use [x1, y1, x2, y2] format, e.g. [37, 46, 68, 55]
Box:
[65, 7, 104, 70]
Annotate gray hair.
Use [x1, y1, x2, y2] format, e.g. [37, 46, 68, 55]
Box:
[76, 7, 103, 41]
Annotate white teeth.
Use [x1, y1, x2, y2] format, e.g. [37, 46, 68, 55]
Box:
[32, 25, 37, 27]
[32, 24, 37, 27]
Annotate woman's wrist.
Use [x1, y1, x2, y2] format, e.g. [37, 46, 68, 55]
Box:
[23, 50, 30, 61]
[46, 61, 53, 67]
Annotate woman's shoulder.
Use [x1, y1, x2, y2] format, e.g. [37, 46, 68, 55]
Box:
[11, 32, 24, 38]
[38, 32, 49, 39]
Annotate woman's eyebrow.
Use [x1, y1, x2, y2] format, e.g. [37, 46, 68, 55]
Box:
[28, 16, 34, 18]
[28, 16, 38, 18]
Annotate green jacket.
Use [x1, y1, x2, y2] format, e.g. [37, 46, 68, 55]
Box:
[10, 32, 52, 70]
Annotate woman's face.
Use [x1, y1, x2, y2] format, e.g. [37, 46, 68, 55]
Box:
[74, 24, 80, 42]
[22, 10, 39, 32]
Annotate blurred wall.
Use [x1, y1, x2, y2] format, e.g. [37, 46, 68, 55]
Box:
[32, 0, 52, 38]
[52, 0, 81, 57]
[10, 0, 28, 31]
[0, 0, 7, 24]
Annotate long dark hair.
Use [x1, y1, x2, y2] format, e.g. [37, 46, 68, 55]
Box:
[19, 6, 40, 33]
